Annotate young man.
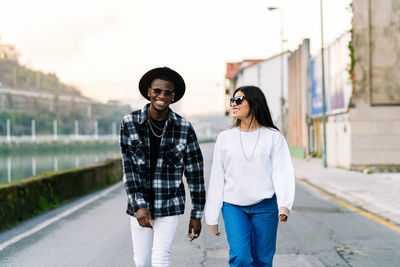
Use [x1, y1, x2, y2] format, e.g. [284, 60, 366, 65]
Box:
[119, 67, 206, 267]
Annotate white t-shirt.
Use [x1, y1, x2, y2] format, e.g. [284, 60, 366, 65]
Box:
[205, 126, 295, 226]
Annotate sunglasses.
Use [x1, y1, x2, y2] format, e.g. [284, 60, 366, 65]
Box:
[151, 88, 175, 97]
[230, 96, 246, 106]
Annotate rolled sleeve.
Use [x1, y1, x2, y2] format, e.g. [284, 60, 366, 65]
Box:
[184, 125, 206, 220]
[120, 120, 146, 211]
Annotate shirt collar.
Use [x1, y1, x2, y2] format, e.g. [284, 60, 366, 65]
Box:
[138, 103, 179, 125]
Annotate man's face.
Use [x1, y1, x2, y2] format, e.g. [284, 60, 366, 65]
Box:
[147, 78, 175, 113]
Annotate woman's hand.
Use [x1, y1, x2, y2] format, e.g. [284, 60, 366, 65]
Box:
[208, 225, 220, 236]
[279, 206, 290, 222]
[279, 214, 288, 222]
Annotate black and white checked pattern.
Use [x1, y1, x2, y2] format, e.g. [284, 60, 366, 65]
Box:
[119, 104, 206, 220]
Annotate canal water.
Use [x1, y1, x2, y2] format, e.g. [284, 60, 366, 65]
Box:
[0, 146, 121, 184]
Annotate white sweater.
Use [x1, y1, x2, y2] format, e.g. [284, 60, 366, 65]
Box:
[204, 126, 295, 226]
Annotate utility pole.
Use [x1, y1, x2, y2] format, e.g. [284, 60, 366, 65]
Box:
[75, 120, 79, 140]
[94, 120, 98, 140]
[31, 119, 36, 141]
[112, 122, 117, 139]
[53, 119, 58, 141]
[320, 0, 327, 168]
[6, 118, 11, 143]
[268, 6, 285, 135]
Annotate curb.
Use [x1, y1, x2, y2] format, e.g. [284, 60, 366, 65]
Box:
[296, 178, 400, 233]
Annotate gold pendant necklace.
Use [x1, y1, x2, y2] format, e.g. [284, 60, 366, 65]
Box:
[239, 127, 260, 161]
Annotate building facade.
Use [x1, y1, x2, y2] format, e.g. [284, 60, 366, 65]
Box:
[346, 0, 400, 171]
[225, 53, 290, 135]
[287, 39, 311, 158]
[224, 0, 400, 171]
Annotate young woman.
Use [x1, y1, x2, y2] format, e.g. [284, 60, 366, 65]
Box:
[205, 86, 295, 267]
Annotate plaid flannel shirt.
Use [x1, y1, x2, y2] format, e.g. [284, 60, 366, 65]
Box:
[119, 104, 206, 220]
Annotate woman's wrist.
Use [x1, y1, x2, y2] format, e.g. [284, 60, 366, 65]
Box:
[208, 225, 219, 235]
[279, 206, 290, 217]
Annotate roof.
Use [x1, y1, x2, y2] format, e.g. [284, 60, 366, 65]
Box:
[225, 51, 290, 80]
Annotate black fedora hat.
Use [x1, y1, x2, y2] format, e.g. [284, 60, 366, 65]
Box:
[139, 67, 185, 103]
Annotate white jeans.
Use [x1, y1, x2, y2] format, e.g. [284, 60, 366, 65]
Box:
[130, 215, 179, 267]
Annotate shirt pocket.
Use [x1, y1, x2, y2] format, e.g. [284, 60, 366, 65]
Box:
[165, 142, 186, 167]
[131, 139, 146, 166]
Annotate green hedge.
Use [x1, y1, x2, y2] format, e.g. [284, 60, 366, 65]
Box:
[0, 158, 122, 232]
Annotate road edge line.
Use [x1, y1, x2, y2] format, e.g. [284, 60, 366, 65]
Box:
[296, 178, 400, 233]
[0, 182, 122, 252]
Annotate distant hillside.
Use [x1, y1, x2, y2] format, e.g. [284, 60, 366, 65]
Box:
[0, 58, 82, 97]
[0, 58, 131, 136]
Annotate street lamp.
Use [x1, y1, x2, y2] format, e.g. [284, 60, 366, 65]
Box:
[268, 6, 286, 136]
[320, 0, 327, 168]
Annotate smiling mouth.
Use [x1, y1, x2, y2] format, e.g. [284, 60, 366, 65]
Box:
[155, 100, 168, 105]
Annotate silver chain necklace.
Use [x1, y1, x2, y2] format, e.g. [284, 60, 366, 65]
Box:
[148, 113, 164, 138]
[239, 127, 261, 161]
[148, 121, 163, 138]
[149, 116, 164, 130]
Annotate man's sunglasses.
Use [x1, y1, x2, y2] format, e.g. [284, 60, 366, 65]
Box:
[230, 96, 246, 106]
[151, 88, 175, 97]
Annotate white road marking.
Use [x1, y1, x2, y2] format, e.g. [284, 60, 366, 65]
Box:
[0, 182, 122, 252]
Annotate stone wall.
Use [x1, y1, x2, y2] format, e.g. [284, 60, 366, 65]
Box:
[349, 104, 400, 170]
[352, 0, 400, 105]
[350, 0, 400, 170]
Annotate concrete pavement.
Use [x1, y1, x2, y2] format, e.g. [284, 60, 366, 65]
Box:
[292, 157, 400, 228]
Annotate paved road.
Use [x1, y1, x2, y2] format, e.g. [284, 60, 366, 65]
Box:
[1, 143, 399, 266]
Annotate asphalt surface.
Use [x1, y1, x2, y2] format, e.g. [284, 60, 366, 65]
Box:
[1, 142, 399, 266]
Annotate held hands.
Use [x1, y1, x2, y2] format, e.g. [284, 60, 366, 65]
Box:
[188, 218, 202, 241]
[136, 207, 154, 228]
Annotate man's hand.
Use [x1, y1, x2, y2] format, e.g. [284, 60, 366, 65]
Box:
[188, 218, 202, 241]
[136, 208, 154, 228]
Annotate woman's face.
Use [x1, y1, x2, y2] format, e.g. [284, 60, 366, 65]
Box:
[231, 90, 250, 121]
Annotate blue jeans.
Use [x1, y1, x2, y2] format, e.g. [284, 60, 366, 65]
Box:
[222, 196, 278, 267]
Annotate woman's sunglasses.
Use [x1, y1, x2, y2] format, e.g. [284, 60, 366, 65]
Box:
[230, 96, 246, 106]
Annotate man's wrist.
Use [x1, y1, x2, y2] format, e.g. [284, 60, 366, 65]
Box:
[190, 210, 203, 220]
[133, 197, 148, 211]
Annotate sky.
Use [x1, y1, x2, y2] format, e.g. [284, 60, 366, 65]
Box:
[0, 0, 352, 116]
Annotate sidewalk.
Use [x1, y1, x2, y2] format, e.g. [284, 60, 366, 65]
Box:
[292, 157, 400, 226]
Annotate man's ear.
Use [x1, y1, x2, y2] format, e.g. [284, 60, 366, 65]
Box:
[147, 88, 151, 97]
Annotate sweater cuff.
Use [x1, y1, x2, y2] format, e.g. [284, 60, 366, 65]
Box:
[279, 207, 290, 217]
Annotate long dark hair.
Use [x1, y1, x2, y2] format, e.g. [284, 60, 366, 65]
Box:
[233, 85, 279, 131]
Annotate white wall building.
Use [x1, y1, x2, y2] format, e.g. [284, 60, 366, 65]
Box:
[227, 52, 289, 135]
